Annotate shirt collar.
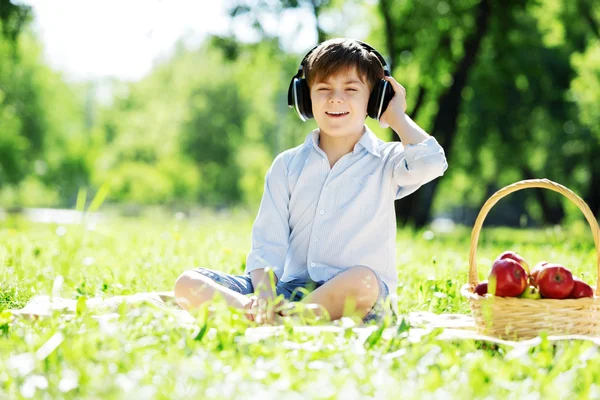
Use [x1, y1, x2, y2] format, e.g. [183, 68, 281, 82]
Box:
[305, 125, 381, 158]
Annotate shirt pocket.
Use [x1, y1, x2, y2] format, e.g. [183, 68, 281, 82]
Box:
[335, 174, 378, 210]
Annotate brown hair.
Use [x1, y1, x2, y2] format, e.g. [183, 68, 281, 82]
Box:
[304, 38, 385, 91]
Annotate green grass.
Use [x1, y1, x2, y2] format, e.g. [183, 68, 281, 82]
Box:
[1, 211, 599, 399]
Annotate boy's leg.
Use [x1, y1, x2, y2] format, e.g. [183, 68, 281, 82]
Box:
[298, 266, 382, 322]
[174, 268, 253, 312]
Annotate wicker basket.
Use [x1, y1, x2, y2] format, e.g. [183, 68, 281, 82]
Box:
[461, 179, 600, 340]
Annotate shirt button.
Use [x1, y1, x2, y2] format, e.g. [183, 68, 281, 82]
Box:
[313, 237, 318, 242]
[311, 262, 316, 267]
[324, 185, 328, 190]
[319, 210, 325, 215]
[321, 159, 326, 164]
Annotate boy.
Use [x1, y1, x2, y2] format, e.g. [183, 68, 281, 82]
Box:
[174, 38, 448, 325]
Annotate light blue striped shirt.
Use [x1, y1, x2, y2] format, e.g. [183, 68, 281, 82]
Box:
[245, 125, 448, 311]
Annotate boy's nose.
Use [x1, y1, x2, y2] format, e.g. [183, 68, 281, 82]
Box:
[328, 89, 344, 103]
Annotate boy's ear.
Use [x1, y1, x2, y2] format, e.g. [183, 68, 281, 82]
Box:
[288, 71, 313, 121]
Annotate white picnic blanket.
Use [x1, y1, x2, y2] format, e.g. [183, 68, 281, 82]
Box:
[7, 293, 600, 347]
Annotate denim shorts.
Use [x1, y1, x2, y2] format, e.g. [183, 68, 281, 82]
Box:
[192, 266, 397, 325]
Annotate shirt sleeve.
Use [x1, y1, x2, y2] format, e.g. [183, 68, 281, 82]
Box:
[245, 153, 290, 280]
[391, 136, 448, 200]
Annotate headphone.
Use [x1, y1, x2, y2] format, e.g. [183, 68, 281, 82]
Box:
[287, 40, 394, 122]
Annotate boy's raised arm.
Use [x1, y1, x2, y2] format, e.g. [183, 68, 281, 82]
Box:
[377, 75, 448, 198]
[245, 154, 290, 293]
[390, 133, 448, 197]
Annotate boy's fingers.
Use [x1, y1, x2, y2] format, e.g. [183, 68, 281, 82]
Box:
[277, 302, 295, 316]
[254, 299, 274, 324]
[384, 76, 406, 95]
[277, 307, 292, 317]
[257, 298, 268, 310]
[384, 75, 402, 89]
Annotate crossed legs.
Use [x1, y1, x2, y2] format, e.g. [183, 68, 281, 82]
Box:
[173, 265, 381, 323]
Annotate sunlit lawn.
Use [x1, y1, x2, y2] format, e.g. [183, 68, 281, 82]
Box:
[1, 210, 599, 399]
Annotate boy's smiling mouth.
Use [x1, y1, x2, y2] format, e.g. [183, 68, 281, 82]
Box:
[325, 111, 349, 118]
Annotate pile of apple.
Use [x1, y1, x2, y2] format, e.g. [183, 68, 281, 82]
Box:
[475, 251, 595, 299]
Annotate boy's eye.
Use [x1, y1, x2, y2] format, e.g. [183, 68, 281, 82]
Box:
[318, 88, 357, 91]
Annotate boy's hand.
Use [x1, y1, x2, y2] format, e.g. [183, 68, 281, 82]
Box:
[246, 290, 285, 324]
[244, 296, 258, 321]
[247, 267, 280, 323]
[378, 76, 407, 129]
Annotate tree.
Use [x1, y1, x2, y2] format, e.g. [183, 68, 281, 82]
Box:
[0, 13, 89, 207]
[376, 0, 494, 226]
[0, 0, 31, 44]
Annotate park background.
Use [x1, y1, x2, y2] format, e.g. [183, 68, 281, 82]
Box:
[1, 0, 599, 228]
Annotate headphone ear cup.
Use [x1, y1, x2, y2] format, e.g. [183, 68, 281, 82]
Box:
[288, 77, 313, 121]
[288, 77, 303, 119]
[287, 77, 296, 108]
[367, 81, 383, 119]
[299, 79, 313, 120]
[368, 79, 395, 120]
[380, 81, 394, 119]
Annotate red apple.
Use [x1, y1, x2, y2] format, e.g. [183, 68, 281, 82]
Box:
[496, 251, 530, 274]
[488, 258, 528, 297]
[475, 281, 488, 296]
[529, 261, 548, 287]
[569, 277, 594, 299]
[536, 263, 575, 299]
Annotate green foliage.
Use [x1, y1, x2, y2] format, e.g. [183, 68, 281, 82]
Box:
[0, 29, 46, 185]
[365, 0, 600, 222]
[181, 78, 246, 205]
[0, 1, 31, 43]
[572, 42, 600, 140]
[108, 161, 194, 204]
[459, 2, 574, 183]
[0, 26, 89, 207]
[91, 37, 309, 207]
[1, 0, 600, 224]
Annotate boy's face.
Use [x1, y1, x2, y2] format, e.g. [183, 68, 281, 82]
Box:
[310, 66, 371, 139]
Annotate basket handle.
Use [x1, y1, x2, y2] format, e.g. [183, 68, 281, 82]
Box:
[468, 179, 600, 293]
